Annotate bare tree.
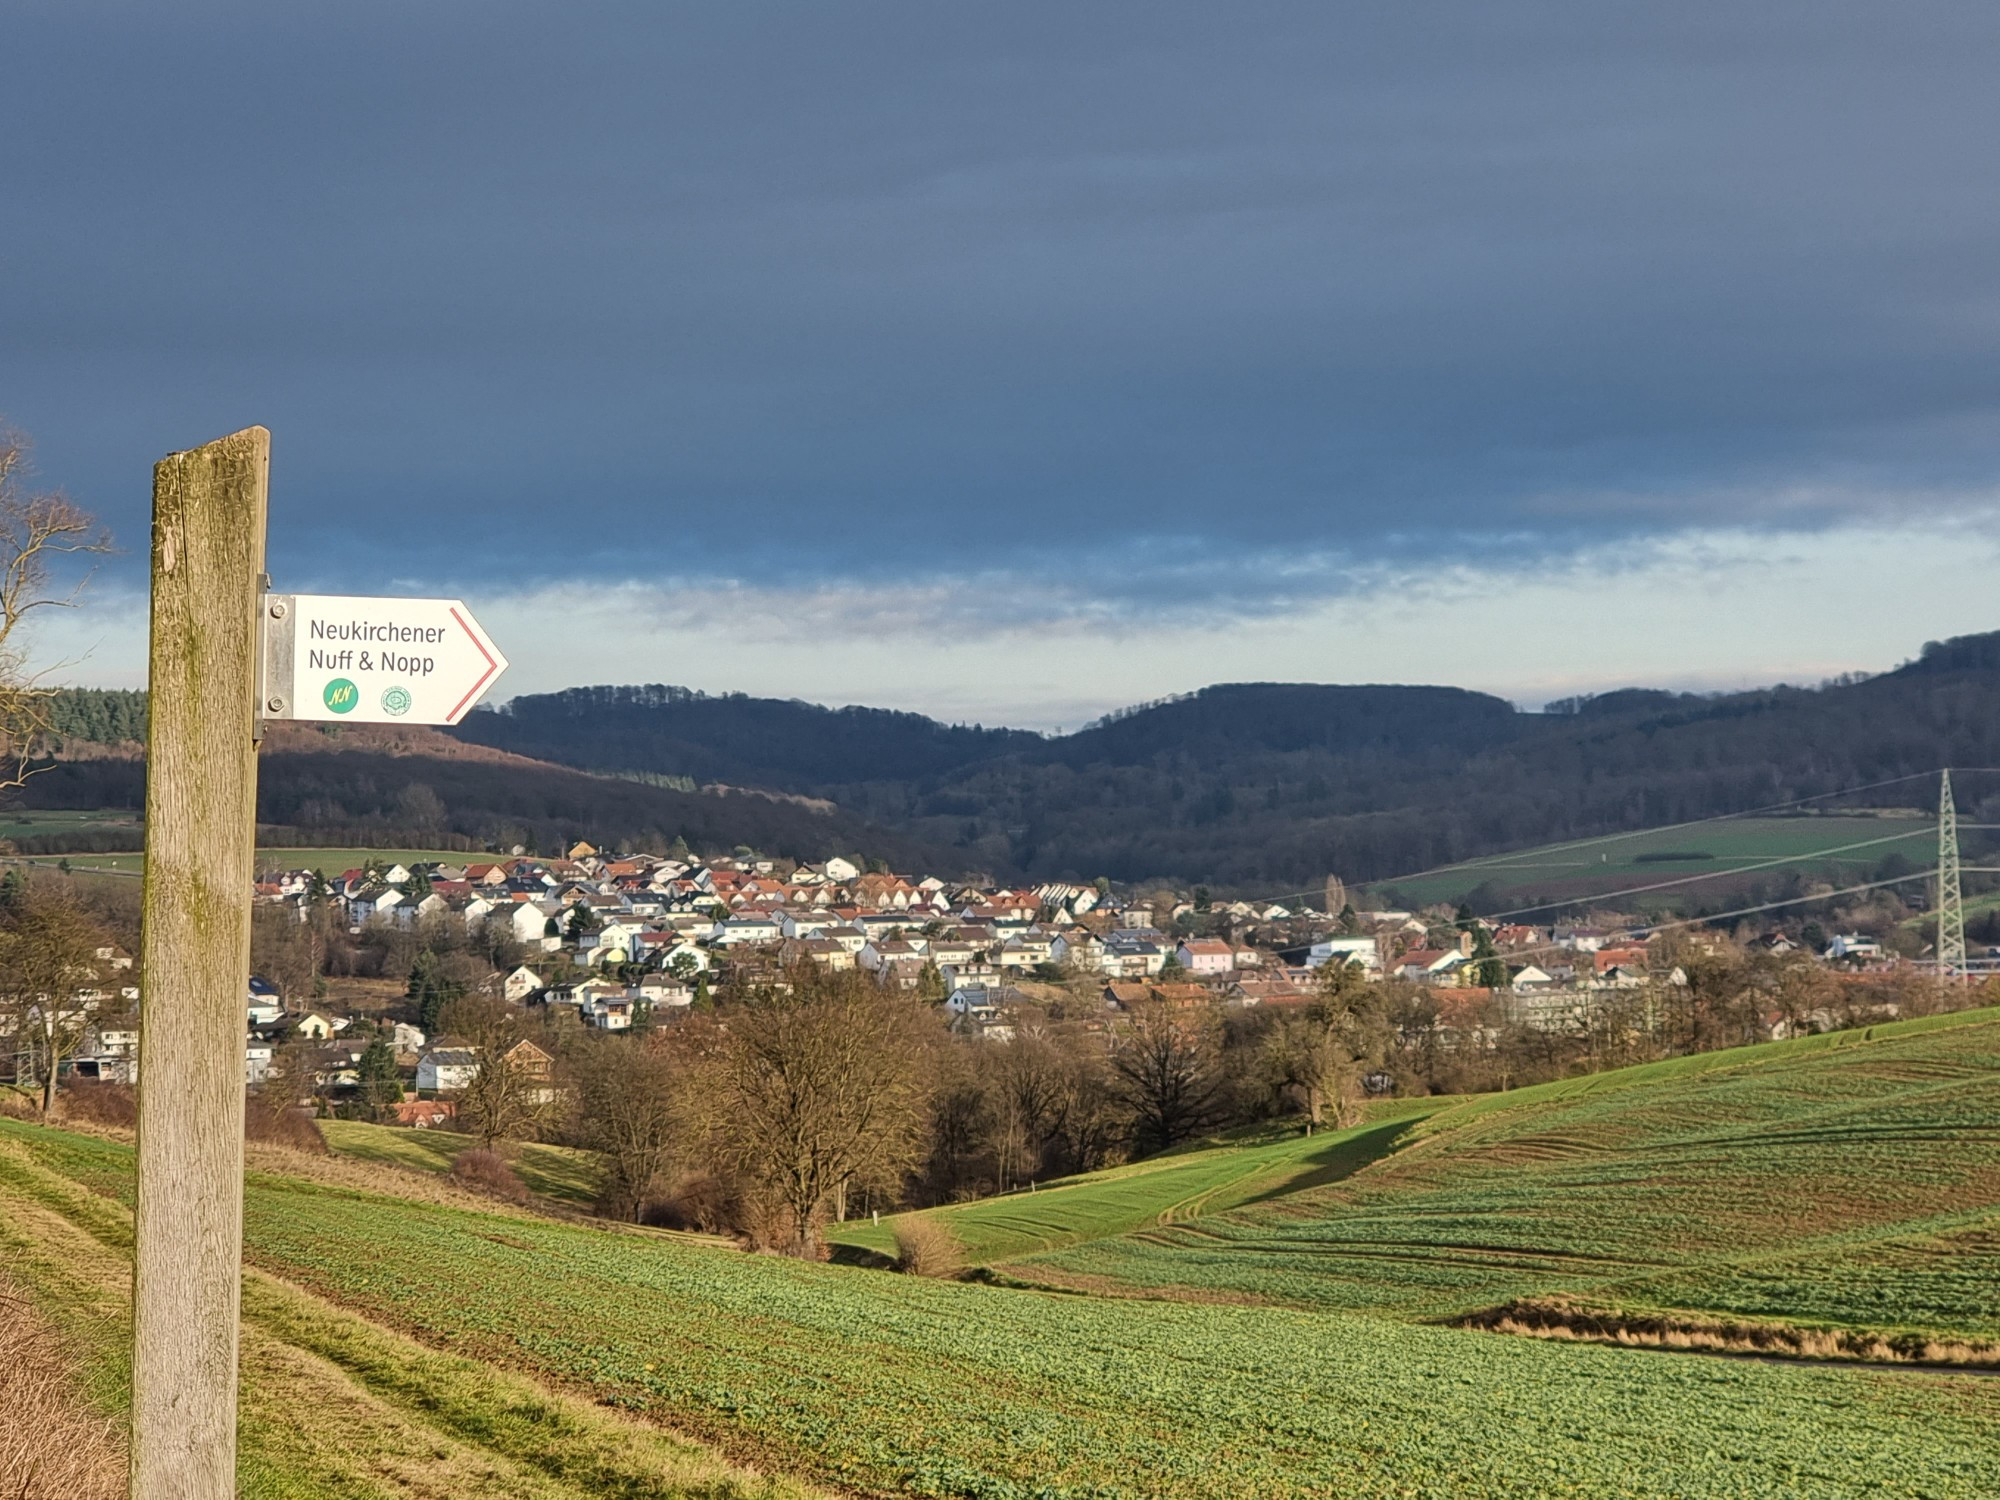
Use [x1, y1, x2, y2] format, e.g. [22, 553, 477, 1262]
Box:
[440, 992, 545, 1148]
[1261, 1009, 1356, 1127]
[0, 887, 110, 1112]
[992, 1029, 1069, 1189]
[251, 905, 320, 1011]
[711, 966, 933, 1256]
[1111, 1004, 1225, 1155]
[0, 428, 114, 790]
[572, 1033, 685, 1220]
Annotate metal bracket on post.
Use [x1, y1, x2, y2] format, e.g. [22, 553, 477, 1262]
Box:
[257, 585, 295, 740]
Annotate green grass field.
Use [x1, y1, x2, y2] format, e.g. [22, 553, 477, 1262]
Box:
[3, 844, 479, 877]
[1371, 813, 1936, 913]
[321, 1119, 604, 1206]
[1010, 1007, 2000, 1338]
[829, 1100, 1448, 1263]
[0, 807, 143, 840]
[5, 1011, 2000, 1497]
[4, 1116, 1998, 1498]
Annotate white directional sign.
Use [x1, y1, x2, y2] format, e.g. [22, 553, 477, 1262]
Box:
[264, 594, 507, 725]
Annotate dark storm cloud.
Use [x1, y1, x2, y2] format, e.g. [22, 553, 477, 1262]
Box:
[6, 1, 2000, 609]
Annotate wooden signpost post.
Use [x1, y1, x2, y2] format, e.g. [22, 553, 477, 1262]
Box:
[131, 429, 506, 1499]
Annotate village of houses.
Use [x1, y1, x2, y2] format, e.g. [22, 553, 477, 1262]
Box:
[117, 839, 1902, 1119]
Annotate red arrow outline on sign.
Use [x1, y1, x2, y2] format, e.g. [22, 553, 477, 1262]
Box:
[446, 606, 502, 723]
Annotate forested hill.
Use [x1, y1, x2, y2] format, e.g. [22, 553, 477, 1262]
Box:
[21, 702, 962, 871]
[441, 631, 2000, 886]
[454, 684, 1044, 786]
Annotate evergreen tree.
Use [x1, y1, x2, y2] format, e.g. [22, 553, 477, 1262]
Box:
[355, 1033, 404, 1121]
[1470, 925, 1509, 990]
[691, 973, 714, 1012]
[406, 949, 465, 1034]
[915, 959, 946, 1004]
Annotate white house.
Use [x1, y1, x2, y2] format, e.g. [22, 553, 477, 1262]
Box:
[820, 856, 860, 883]
[995, 933, 1056, 971]
[489, 899, 559, 950]
[712, 914, 782, 947]
[780, 910, 840, 939]
[634, 975, 694, 1011]
[581, 920, 644, 966]
[1175, 939, 1235, 976]
[1397, 949, 1469, 984]
[416, 1048, 480, 1092]
[1106, 938, 1167, 978]
[1050, 931, 1107, 973]
[502, 966, 545, 1003]
[944, 984, 1015, 1039]
[247, 978, 285, 1026]
[351, 888, 405, 926]
[1308, 936, 1381, 973]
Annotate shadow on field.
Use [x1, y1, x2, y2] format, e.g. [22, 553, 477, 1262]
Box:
[827, 1242, 895, 1270]
[1230, 1117, 1420, 1209]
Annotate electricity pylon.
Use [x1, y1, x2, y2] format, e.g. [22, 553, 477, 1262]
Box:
[1937, 769, 1966, 981]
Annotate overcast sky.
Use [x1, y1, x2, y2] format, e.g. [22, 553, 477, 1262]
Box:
[8, 2, 2000, 726]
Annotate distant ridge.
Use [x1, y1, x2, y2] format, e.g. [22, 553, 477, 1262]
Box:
[446, 629, 2000, 886]
[37, 629, 2000, 887]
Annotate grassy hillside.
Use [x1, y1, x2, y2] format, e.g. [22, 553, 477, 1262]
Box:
[320, 1120, 604, 1207]
[1010, 1007, 2000, 1337]
[829, 1100, 1448, 1264]
[4, 1118, 1997, 1498]
[1369, 812, 1936, 913]
[0, 1128, 823, 1500]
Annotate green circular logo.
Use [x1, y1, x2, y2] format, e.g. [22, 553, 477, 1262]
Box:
[381, 686, 413, 717]
[323, 678, 359, 714]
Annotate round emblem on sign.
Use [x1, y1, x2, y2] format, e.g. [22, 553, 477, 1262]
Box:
[323, 678, 359, 714]
[381, 686, 413, 717]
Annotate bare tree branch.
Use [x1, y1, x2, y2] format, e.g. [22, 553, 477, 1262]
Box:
[0, 427, 115, 793]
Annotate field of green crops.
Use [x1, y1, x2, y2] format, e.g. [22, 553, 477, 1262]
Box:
[1371, 812, 1937, 912]
[0, 807, 144, 841]
[1011, 1007, 2000, 1337]
[6, 1010, 2000, 1497]
[321, 1119, 605, 1206]
[5, 1118, 1998, 1499]
[830, 1101, 1446, 1263]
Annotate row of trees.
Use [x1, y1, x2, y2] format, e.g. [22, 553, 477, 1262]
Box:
[413, 962, 1412, 1256]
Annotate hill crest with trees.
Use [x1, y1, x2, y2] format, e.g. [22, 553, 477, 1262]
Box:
[452, 631, 2000, 885]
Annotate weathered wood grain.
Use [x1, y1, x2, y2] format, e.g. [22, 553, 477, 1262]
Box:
[131, 426, 268, 1500]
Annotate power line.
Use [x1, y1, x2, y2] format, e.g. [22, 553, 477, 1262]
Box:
[1229, 768, 1949, 915]
[1483, 869, 1939, 971]
[1472, 828, 1934, 923]
[1351, 769, 1943, 893]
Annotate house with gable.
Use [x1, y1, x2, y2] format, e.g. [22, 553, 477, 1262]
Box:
[1174, 938, 1235, 976]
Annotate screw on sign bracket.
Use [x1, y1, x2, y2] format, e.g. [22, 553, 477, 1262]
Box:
[255, 588, 296, 743]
